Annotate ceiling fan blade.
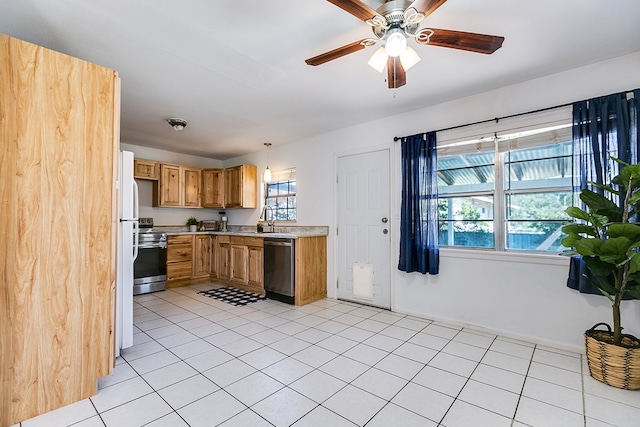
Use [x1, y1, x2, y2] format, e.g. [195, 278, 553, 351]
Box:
[420, 28, 505, 54]
[326, 0, 380, 22]
[387, 56, 406, 89]
[305, 40, 368, 66]
[407, 0, 448, 18]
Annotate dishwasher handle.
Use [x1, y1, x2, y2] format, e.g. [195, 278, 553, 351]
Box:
[264, 240, 293, 247]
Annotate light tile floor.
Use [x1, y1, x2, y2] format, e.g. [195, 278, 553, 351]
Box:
[16, 283, 640, 427]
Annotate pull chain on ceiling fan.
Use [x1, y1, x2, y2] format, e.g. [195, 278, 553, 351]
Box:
[305, 0, 505, 89]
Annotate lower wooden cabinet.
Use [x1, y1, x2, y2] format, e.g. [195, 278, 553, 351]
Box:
[167, 235, 193, 282]
[229, 236, 263, 293]
[165, 233, 325, 306]
[193, 235, 211, 278]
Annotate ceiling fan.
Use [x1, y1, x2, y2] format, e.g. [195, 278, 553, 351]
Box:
[305, 0, 505, 89]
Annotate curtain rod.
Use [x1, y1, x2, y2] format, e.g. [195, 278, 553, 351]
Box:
[393, 88, 639, 142]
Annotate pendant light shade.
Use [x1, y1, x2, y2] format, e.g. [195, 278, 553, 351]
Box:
[263, 142, 272, 183]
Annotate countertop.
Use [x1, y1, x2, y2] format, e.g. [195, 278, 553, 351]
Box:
[151, 225, 329, 239]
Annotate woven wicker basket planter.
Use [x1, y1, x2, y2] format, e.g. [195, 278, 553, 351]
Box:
[584, 323, 640, 390]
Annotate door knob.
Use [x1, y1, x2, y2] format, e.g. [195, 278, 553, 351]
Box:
[381, 217, 388, 223]
[383, 229, 388, 234]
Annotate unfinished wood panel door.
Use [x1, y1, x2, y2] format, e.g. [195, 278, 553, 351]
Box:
[230, 243, 249, 284]
[0, 34, 117, 426]
[295, 236, 328, 306]
[157, 163, 182, 206]
[209, 236, 218, 278]
[202, 168, 224, 208]
[193, 235, 211, 278]
[183, 167, 202, 207]
[248, 245, 264, 289]
[224, 165, 258, 208]
[217, 238, 231, 281]
[133, 159, 160, 180]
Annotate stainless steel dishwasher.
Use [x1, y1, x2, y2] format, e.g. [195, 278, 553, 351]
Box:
[264, 238, 295, 304]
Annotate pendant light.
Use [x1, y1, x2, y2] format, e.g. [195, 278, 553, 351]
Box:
[263, 142, 272, 183]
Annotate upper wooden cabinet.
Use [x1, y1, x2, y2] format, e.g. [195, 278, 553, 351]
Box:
[0, 34, 117, 426]
[153, 164, 202, 208]
[224, 165, 257, 208]
[202, 168, 225, 208]
[133, 159, 160, 180]
[183, 167, 202, 207]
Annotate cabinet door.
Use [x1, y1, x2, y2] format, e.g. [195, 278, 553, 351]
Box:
[217, 241, 230, 281]
[230, 244, 249, 284]
[248, 246, 264, 288]
[224, 166, 242, 208]
[158, 163, 182, 206]
[209, 236, 218, 277]
[202, 169, 224, 208]
[193, 235, 211, 278]
[183, 167, 202, 207]
[133, 159, 160, 180]
[167, 235, 193, 281]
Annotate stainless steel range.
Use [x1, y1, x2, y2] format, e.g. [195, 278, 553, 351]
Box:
[133, 218, 167, 295]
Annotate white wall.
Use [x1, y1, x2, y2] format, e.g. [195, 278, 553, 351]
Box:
[125, 52, 640, 351]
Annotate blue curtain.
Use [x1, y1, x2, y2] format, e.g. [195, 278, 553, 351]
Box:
[569, 90, 639, 295]
[398, 132, 439, 274]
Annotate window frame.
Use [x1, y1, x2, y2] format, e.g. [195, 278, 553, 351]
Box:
[263, 168, 297, 222]
[435, 109, 573, 253]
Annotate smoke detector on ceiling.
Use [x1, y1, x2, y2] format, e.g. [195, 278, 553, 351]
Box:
[167, 118, 188, 131]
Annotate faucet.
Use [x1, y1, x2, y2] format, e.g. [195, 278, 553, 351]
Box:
[264, 206, 275, 232]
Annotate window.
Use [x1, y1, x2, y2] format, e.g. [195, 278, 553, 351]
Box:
[436, 108, 573, 252]
[264, 169, 296, 221]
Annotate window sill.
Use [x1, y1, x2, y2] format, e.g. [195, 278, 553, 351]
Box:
[440, 247, 571, 266]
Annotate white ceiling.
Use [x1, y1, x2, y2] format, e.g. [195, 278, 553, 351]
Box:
[3, 0, 640, 159]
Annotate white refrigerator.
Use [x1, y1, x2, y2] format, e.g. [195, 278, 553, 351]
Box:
[116, 150, 139, 357]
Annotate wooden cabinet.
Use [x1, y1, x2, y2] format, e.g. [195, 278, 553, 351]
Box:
[167, 235, 193, 282]
[202, 168, 225, 208]
[217, 235, 231, 281]
[248, 245, 264, 288]
[133, 159, 160, 180]
[229, 236, 263, 292]
[156, 163, 182, 207]
[224, 165, 258, 208]
[193, 235, 211, 278]
[295, 236, 328, 306]
[154, 164, 202, 207]
[230, 242, 249, 284]
[209, 236, 218, 277]
[183, 167, 202, 207]
[0, 34, 118, 426]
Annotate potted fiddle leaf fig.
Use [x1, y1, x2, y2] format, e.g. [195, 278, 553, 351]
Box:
[561, 158, 640, 389]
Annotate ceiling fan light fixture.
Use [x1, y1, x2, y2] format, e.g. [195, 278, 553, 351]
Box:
[167, 118, 188, 131]
[367, 47, 387, 73]
[385, 28, 407, 57]
[399, 46, 421, 71]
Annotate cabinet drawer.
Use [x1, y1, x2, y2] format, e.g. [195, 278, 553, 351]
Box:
[167, 261, 193, 280]
[168, 235, 193, 244]
[218, 235, 230, 244]
[167, 245, 192, 262]
[230, 236, 263, 247]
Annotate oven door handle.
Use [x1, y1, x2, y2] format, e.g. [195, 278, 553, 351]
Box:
[138, 243, 167, 249]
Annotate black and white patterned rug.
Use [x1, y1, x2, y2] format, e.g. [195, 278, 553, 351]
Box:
[198, 286, 266, 306]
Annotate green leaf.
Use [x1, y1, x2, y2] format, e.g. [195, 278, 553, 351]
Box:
[597, 237, 633, 263]
[628, 252, 640, 275]
[589, 181, 621, 197]
[561, 223, 598, 237]
[607, 224, 640, 241]
[580, 189, 617, 212]
[565, 207, 589, 221]
[581, 255, 616, 277]
[625, 287, 640, 299]
[561, 234, 583, 248]
[573, 238, 603, 256]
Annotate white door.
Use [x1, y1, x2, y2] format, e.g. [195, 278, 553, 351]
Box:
[337, 149, 391, 308]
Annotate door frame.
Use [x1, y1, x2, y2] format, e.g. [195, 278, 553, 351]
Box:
[333, 143, 395, 310]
